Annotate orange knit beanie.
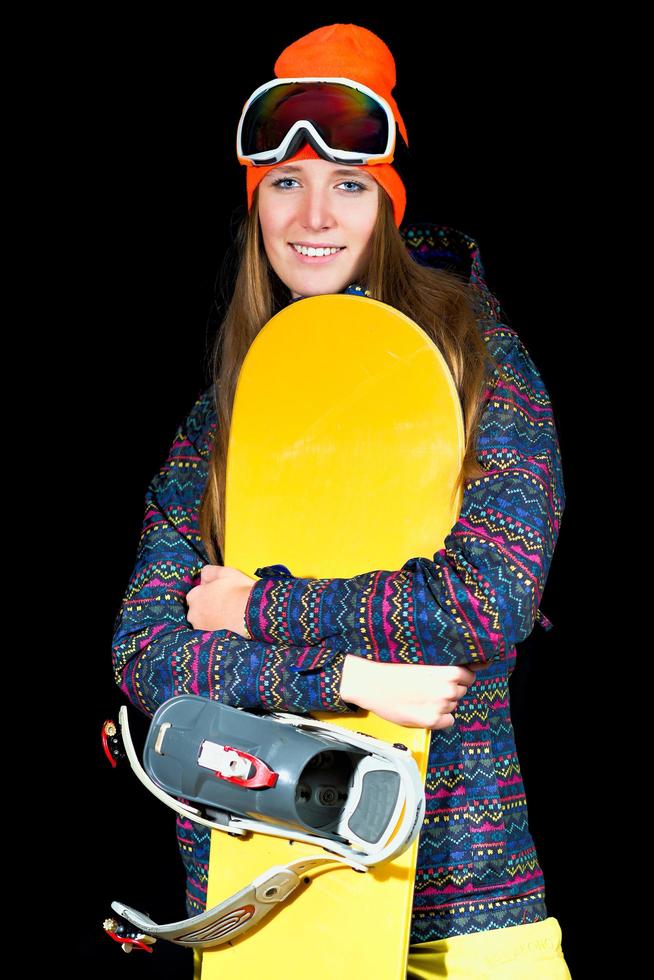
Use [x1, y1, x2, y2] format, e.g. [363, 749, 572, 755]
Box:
[242, 24, 409, 227]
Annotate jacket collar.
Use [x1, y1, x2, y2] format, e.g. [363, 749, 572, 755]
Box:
[287, 282, 371, 305]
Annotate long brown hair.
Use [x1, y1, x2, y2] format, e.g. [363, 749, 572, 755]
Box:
[199, 184, 499, 564]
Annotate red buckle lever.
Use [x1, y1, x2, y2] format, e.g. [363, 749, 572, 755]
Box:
[216, 746, 279, 788]
[102, 720, 118, 768]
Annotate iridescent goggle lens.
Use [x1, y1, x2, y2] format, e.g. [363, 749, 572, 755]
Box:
[239, 81, 391, 160]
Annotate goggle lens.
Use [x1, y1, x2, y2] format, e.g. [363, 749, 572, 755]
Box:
[241, 82, 390, 157]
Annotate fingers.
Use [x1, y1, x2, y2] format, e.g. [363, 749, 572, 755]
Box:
[432, 712, 456, 730]
[367, 661, 490, 731]
[456, 664, 487, 686]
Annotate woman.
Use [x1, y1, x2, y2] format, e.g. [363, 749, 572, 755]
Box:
[111, 23, 571, 979]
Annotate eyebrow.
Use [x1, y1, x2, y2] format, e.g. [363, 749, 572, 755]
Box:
[269, 165, 374, 181]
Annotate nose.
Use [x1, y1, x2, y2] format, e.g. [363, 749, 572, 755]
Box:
[298, 186, 337, 234]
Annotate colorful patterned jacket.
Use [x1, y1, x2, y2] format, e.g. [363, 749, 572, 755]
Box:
[111, 223, 566, 942]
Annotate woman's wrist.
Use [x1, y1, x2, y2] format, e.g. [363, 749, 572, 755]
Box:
[339, 654, 367, 707]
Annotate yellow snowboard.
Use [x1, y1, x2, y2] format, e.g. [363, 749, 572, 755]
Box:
[202, 293, 464, 979]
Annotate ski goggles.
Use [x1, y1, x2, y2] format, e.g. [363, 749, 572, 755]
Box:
[236, 77, 397, 167]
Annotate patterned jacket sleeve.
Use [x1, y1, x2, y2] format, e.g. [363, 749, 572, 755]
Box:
[244, 323, 566, 666]
[111, 387, 358, 720]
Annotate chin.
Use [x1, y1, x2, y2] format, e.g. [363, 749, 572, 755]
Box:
[287, 270, 351, 299]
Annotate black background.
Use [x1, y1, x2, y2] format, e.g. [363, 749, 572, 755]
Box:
[53, 12, 597, 978]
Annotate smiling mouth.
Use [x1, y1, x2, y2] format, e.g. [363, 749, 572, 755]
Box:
[290, 242, 345, 251]
[288, 243, 346, 263]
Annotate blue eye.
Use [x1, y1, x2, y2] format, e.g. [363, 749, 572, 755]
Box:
[270, 177, 366, 193]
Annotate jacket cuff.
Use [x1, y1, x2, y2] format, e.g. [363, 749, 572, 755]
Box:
[287, 649, 360, 713]
[245, 564, 342, 646]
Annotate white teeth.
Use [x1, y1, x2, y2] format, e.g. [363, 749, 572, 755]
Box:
[292, 244, 343, 257]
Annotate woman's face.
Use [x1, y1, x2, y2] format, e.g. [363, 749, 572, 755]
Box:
[257, 158, 379, 299]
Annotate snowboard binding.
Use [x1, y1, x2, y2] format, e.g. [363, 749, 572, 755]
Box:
[103, 695, 425, 951]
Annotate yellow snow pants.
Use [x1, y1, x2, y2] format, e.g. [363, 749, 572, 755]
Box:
[193, 916, 571, 978]
[406, 917, 571, 979]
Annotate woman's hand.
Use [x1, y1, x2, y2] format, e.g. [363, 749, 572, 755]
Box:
[339, 656, 487, 729]
[186, 564, 257, 637]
